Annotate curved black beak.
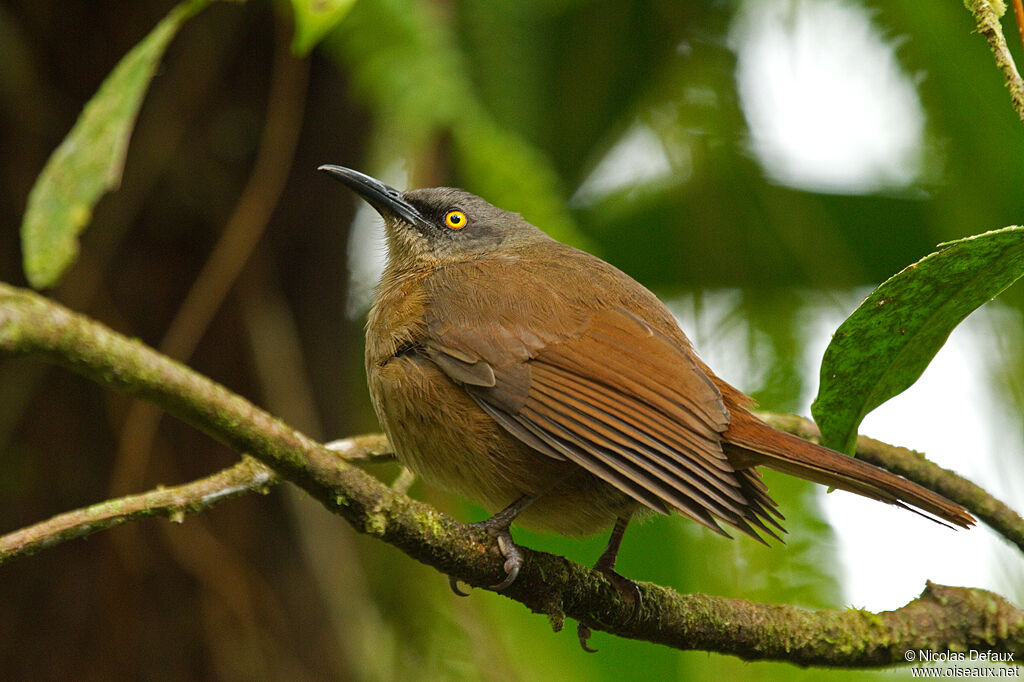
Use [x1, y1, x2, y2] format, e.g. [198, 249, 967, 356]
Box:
[318, 165, 430, 230]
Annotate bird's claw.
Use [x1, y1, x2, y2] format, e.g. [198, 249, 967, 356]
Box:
[447, 507, 528, 595]
[488, 527, 523, 590]
[448, 575, 470, 597]
[577, 623, 598, 653]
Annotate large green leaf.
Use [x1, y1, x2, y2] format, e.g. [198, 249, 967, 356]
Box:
[811, 225, 1024, 454]
[19, 1, 204, 289]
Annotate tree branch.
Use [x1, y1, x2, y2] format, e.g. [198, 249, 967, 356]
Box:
[1, 282, 1022, 665]
[0, 456, 276, 564]
[0, 434, 393, 566]
[965, 0, 1024, 124]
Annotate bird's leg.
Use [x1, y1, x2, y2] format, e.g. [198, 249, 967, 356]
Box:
[449, 494, 535, 596]
[593, 515, 641, 610]
[577, 515, 640, 653]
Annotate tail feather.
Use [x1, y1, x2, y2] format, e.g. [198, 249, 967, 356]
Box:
[723, 413, 975, 529]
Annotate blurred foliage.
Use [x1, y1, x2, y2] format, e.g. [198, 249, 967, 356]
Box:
[0, 0, 1022, 680]
[331, 0, 583, 246]
[289, 0, 355, 55]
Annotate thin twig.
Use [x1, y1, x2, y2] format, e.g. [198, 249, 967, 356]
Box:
[324, 437, 395, 463]
[0, 433, 389, 566]
[0, 457, 276, 564]
[965, 0, 1024, 123]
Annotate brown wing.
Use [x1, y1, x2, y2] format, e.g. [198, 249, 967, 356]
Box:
[425, 299, 784, 541]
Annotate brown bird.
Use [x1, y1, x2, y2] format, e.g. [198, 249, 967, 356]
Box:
[320, 165, 973, 631]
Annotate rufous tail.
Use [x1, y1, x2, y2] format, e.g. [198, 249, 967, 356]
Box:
[723, 412, 975, 529]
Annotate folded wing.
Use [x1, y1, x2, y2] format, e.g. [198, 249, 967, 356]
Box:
[426, 303, 784, 541]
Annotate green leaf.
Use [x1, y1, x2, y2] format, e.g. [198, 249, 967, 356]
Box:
[289, 0, 355, 56]
[20, 2, 202, 289]
[811, 225, 1024, 454]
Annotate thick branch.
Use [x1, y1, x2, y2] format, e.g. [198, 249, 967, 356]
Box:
[1, 283, 1022, 665]
[965, 0, 1024, 123]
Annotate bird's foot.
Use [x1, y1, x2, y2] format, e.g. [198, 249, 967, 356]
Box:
[448, 496, 533, 596]
[577, 623, 597, 653]
[448, 575, 470, 597]
[481, 520, 524, 589]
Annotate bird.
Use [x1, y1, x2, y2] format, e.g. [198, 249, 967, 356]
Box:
[319, 164, 973, 642]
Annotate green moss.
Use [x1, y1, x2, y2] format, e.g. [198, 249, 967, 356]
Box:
[415, 509, 446, 538]
[364, 510, 388, 536]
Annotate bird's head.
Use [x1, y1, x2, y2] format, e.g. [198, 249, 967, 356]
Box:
[319, 165, 546, 268]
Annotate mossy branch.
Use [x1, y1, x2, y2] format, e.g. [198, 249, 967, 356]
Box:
[1, 282, 1022, 665]
[0, 436, 391, 566]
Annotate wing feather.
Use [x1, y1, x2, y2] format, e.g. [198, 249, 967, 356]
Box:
[535, 360, 735, 475]
[528, 369, 748, 508]
[510, 410, 671, 514]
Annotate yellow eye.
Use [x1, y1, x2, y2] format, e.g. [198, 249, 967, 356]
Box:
[444, 210, 467, 229]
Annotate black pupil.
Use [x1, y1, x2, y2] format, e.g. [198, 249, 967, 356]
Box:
[450, 213, 461, 224]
